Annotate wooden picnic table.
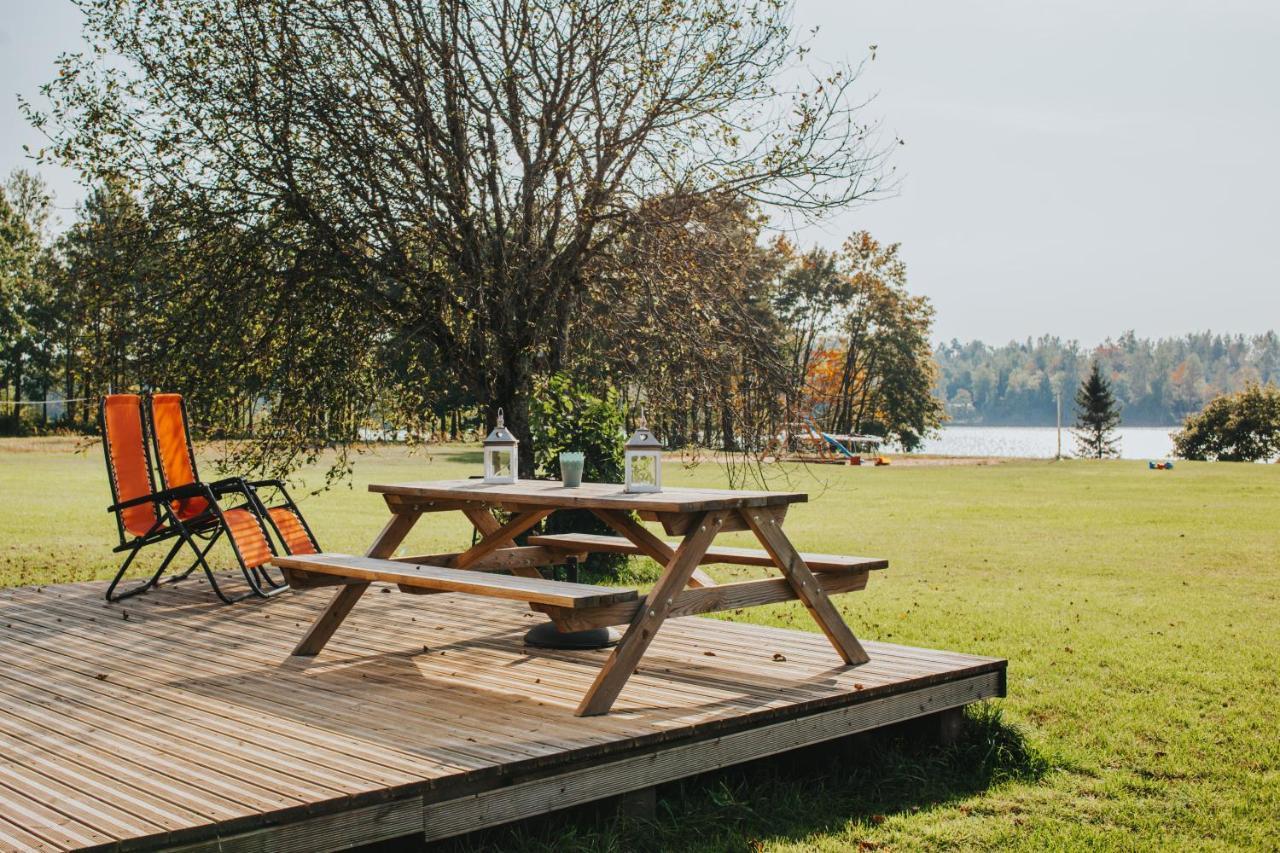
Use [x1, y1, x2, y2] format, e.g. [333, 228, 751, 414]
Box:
[275, 479, 887, 716]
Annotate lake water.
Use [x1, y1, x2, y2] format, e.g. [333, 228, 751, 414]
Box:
[909, 426, 1177, 460]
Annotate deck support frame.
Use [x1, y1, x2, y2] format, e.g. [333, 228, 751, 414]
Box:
[167, 670, 1003, 852]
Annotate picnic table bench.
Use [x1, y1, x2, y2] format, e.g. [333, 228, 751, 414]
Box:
[273, 479, 887, 716]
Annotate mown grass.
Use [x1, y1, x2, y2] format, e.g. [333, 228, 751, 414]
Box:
[1, 438, 1278, 850]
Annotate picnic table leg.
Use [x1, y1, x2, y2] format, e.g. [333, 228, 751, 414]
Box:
[291, 508, 422, 656]
[590, 509, 717, 589]
[741, 509, 869, 665]
[575, 510, 727, 717]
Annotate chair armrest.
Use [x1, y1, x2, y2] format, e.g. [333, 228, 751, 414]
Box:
[208, 476, 245, 490]
[247, 478, 286, 490]
[107, 482, 207, 514]
[206, 476, 256, 499]
[247, 479, 298, 506]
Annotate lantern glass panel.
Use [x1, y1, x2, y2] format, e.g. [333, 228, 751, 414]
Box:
[625, 450, 662, 492]
[487, 448, 512, 481]
[631, 454, 654, 486]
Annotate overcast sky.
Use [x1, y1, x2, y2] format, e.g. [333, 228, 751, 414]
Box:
[3, 1, 1278, 344]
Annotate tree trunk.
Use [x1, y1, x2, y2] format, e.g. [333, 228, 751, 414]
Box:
[720, 403, 736, 453]
[12, 358, 23, 426]
[64, 350, 75, 426]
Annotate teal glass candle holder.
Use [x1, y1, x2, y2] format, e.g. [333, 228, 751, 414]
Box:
[559, 452, 584, 488]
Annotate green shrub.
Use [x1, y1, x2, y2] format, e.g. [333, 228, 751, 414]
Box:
[1173, 383, 1280, 462]
[530, 373, 625, 481]
[529, 373, 628, 577]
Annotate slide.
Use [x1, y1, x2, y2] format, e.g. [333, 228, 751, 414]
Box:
[821, 432, 857, 458]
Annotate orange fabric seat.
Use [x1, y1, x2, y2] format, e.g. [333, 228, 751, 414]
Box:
[149, 393, 211, 519]
[223, 508, 274, 569]
[268, 507, 319, 556]
[103, 394, 161, 538]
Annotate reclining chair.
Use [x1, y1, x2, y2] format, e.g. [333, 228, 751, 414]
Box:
[147, 392, 320, 562]
[101, 394, 283, 603]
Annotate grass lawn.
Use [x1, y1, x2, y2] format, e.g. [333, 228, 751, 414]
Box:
[1, 437, 1278, 850]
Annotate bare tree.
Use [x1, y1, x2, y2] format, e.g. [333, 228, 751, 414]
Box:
[582, 193, 786, 453]
[29, 0, 888, 473]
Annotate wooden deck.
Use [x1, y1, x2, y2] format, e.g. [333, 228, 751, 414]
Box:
[0, 576, 1006, 852]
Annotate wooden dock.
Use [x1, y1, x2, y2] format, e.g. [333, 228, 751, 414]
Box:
[0, 576, 1005, 852]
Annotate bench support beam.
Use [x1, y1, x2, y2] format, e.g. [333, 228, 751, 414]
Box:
[393, 546, 582, 572]
[451, 509, 552, 571]
[534, 569, 869, 631]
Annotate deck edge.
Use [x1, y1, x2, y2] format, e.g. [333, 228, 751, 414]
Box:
[152, 670, 1004, 852]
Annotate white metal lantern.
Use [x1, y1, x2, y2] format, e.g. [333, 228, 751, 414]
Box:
[624, 420, 663, 493]
[482, 408, 519, 484]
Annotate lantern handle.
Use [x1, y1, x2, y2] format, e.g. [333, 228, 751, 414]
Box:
[496, 407, 505, 429]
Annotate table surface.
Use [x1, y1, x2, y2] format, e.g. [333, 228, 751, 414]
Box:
[368, 479, 808, 513]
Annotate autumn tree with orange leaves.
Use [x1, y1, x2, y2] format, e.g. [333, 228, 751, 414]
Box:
[772, 233, 942, 450]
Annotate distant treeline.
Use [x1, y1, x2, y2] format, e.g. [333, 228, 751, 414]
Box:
[935, 332, 1280, 426]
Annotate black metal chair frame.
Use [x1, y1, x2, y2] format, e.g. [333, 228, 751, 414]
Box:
[102, 397, 281, 604]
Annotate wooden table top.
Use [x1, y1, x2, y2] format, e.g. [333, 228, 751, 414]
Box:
[368, 479, 808, 513]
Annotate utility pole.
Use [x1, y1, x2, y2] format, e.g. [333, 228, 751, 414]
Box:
[1055, 389, 1062, 459]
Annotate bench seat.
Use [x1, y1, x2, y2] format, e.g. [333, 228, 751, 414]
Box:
[526, 533, 888, 573]
[273, 553, 638, 609]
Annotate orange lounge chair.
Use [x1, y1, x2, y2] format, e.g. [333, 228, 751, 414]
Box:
[100, 394, 280, 603]
[147, 393, 320, 565]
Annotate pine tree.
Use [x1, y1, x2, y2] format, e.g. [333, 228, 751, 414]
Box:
[1073, 361, 1121, 458]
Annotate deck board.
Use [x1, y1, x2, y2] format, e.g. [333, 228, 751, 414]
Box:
[0, 577, 1005, 852]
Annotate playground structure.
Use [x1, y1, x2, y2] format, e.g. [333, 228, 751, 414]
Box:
[771, 415, 891, 466]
